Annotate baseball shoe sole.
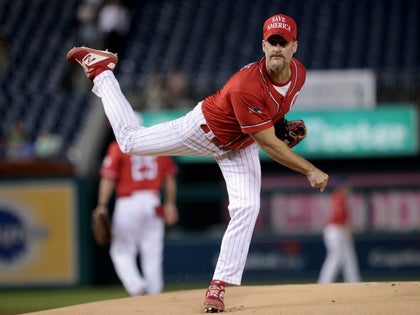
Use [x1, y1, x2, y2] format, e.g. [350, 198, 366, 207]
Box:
[66, 46, 118, 81]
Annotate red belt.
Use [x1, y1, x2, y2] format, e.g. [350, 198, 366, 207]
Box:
[200, 124, 223, 148]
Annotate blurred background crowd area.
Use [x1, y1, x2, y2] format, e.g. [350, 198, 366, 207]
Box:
[0, 0, 419, 290]
[0, 0, 418, 169]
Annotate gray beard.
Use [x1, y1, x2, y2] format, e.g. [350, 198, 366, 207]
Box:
[268, 62, 285, 72]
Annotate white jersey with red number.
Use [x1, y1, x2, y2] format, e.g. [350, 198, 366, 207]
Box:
[100, 141, 178, 197]
[202, 57, 306, 150]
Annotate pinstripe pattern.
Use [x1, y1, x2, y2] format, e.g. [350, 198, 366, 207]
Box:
[93, 71, 224, 157]
[214, 144, 261, 285]
[93, 71, 263, 285]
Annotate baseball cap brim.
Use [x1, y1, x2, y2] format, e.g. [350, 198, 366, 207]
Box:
[264, 29, 294, 42]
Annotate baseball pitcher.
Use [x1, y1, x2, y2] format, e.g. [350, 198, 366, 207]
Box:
[67, 13, 328, 312]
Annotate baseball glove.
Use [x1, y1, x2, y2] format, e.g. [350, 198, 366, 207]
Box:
[91, 207, 111, 246]
[274, 118, 307, 148]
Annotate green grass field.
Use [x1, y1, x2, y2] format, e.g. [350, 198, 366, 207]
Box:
[0, 286, 124, 314]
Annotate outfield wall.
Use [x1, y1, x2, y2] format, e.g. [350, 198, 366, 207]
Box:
[163, 233, 420, 284]
[2, 173, 420, 287]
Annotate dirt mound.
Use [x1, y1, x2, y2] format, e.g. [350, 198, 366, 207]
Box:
[26, 281, 420, 314]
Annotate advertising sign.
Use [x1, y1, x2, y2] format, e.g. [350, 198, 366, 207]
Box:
[0, 181, 78, 286]
[268, 193, 368, 234]
[163, 235, 420, 283]
[290, 105, 418, 158]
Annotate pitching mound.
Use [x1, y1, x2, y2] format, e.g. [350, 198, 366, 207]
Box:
[26, 281, 419, 314]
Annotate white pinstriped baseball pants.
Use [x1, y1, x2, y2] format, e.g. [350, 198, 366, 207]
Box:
[93, 71, 261, 285]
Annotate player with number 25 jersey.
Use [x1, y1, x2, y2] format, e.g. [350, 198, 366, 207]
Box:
[98, 140, 178, 296]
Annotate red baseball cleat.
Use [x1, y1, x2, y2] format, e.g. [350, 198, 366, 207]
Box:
[66, 46, 118, 81]
[203, 280, 225, 313]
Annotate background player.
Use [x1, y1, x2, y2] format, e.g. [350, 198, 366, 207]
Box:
[67, 13, 329, 312]
[318, 176, 361, 284]
[93, 138, 179, 295]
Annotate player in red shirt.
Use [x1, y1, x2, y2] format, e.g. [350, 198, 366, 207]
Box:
[94, 140, 179, 296]
[318, 176, 362, 283]
[202, 55, 305, 150]
[67, 13, 329, 312]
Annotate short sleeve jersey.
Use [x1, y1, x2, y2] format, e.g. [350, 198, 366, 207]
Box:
[202, 57, 306, 150]
[100, 141, 178, 197]
[328, 190, 348, 225]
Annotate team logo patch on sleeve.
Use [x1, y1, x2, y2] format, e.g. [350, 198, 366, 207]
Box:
[248, 106, 262, 113]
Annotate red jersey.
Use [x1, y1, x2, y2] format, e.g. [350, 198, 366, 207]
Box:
[100, 141, 178, 197]
[202, 57, 306, 150]
[328, 190, 348, 225]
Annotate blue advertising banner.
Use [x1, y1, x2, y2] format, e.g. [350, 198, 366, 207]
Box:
[163, 234, 420, 283]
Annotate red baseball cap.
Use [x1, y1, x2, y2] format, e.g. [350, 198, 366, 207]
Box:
[263, 14, 297, 42]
